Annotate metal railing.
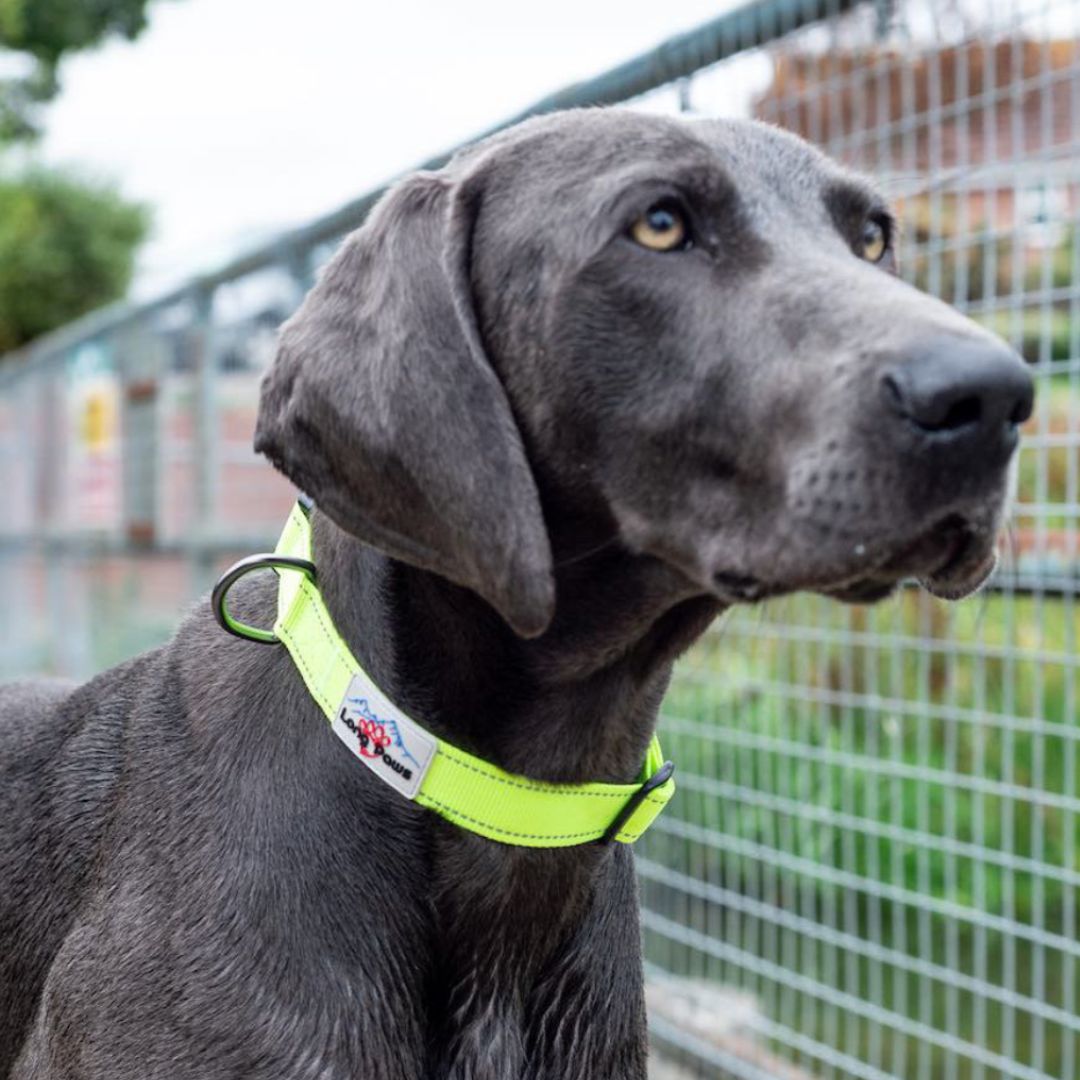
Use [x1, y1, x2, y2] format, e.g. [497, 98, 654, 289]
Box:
[2, 2, 1079, 1077]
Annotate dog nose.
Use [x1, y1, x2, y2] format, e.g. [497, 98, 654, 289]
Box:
[880, 337, 1033, 459]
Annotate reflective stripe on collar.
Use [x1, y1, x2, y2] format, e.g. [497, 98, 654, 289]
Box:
[271, 501, 675, 847]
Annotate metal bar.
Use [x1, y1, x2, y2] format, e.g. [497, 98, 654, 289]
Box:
[0, 0, 865, 375]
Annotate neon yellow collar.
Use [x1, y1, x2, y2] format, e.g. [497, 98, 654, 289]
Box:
[215, 501, 675, 847]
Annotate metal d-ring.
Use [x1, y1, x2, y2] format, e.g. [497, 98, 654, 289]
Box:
[211, 553, 317, 645]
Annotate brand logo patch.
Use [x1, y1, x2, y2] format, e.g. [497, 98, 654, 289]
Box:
[332, 675, 436, 799]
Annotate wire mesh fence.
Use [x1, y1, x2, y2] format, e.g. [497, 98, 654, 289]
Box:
[1, 2, 1077, 1078]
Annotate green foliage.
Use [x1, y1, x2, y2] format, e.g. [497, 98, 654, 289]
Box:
[0, 1, 169, 350]
[643, 590, 1080, 1074]
[0, 0, 156, 139]
[656, 589, 1080, 922]
[1014, 380, 1080, 533]
[0, 0, 150, 63]
[905, 195, 1077, 365]
[0, 168, 148, 351]
[974, 308, 1073, 366]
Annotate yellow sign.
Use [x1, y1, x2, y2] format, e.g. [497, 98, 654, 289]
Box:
[80, 389, 116, 451]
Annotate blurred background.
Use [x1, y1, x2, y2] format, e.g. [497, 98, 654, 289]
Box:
[1, 1, 1078, 1077]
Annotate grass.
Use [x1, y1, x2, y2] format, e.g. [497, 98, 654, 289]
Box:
[642, 589, 1080, 1077]
[973, 308, 1074, 366]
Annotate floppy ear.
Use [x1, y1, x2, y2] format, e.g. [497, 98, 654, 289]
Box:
[254, 168, 555, 638]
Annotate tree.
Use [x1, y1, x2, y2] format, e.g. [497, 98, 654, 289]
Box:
[0, 0, 156, 139]
[0, 169, 148, 351]
[0, 0, 168, 353]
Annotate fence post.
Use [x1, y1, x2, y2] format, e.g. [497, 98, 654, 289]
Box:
[284, 244, 315, 310]
[117, 319, 164, 547]
[190, 285, 219, 593]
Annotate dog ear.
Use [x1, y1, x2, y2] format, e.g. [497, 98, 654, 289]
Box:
[254, 168, 555, 638]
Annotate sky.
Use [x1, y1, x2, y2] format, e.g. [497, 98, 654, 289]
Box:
[37, 0, 750, 297]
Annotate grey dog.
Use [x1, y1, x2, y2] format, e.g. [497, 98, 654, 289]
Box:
[0, 109, 1032, 1079]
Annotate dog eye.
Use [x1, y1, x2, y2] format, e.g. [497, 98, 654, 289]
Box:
[859, 218, 888, 263]
[630, 201, 690, 252]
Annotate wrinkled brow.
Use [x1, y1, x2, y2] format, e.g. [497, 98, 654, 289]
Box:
[823, 178, 895, 235]
[589, 156, 734, 214]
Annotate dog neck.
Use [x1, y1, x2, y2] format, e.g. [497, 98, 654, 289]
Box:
[310, 508, 722, 787]
[255, 509, 722, 1075]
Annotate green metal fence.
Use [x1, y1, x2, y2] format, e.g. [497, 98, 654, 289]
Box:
[2, 2, 1078, 1077]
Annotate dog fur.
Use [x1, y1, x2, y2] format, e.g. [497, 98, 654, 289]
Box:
[0, 109, 1031, 1079]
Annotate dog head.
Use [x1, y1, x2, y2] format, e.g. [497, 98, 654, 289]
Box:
[255, 109, 1033, 637]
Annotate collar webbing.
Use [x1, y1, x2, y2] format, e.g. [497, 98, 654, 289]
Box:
[270, 502, 675, 847]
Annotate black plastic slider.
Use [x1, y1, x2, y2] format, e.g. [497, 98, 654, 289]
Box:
[600, 759, 675, 844]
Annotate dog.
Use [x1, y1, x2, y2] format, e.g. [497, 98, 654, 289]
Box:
[0, 109, 1033, 1079]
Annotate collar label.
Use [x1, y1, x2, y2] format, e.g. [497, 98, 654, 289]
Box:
[332, 674, 437, 799]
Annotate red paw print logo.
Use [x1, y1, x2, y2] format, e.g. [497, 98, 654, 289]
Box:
[358, 717, 391, 759]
